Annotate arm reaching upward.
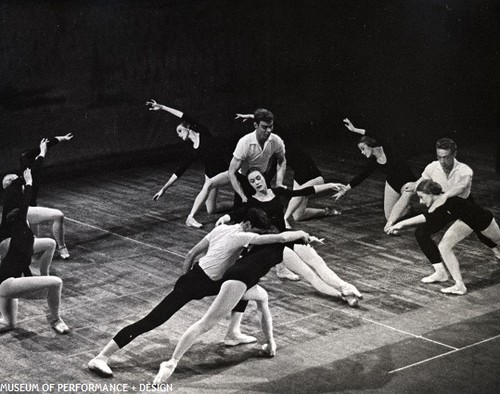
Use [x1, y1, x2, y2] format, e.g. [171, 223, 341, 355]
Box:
[146, 99, 184, 118]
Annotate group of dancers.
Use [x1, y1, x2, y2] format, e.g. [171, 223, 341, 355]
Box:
[1, 102, 499, 385]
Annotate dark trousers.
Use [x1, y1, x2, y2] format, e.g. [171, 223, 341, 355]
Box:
[113, 264, 247, 348]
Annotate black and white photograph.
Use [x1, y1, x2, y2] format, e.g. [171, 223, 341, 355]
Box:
[1, 1, 499, 393]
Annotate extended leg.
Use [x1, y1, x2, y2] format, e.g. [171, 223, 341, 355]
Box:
[28, 206, 69, 259]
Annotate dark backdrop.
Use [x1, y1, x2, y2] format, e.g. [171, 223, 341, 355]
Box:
[1, 0, 498, 174]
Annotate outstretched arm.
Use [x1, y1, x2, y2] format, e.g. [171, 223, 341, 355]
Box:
[182, 238, 209, 274]
[250, 230, 310, 245]
[343, 118, 366, 135]
[146, 99, 183, 118]
[55, 133, 74, 142]
[385, 214, 426, 234]
[153, 174, 179, 201]
[235, 113, 254, 122]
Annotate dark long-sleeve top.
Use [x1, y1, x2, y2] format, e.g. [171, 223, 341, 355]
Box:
[173, 114, 229, 179]
[424, 197, 493, 233]
[0, 156, 44, 241]
[228, 186, 316, 231]
[348, 131, 416, 192]
[0, 185, 34, 284]
[20, 137, 59, 206]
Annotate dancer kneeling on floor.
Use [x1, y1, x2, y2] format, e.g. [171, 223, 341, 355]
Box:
[386, 179, 500, 295]
[88, 208, 307, 378]
[217, 168, 363, 307]
[0, 169, 69, 334]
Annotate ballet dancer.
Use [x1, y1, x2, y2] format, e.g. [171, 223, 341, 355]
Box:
[148, 99, 233, 228]
[386, 180, 500, 295]
[0, 169, 69, 334]
[2, 135, 73, 260]
[335, 118, 416, 228]
[230, 108, 298, 280]
[217, 168, 363, 307]
[234, 113, 340, 229]
[87, 208, 307, 378]
[390, 137, 500, 258]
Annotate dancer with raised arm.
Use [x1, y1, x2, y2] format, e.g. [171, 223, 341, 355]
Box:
[88, 208, 306, 378]
[1, 136, 72, 263]
[335, 118, 416, 229]
[386, 180, 500, 295]
[148, 100, 233, 228]
[0, 169, 69, 334]
[217, 168, 362, 307]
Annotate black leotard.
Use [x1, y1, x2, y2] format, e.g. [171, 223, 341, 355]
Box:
[0, 156, 44, 242]
[424, 197, 493, 233]
[173, 114, 229, 179]
[0, 185, 34, 284]
[222, 186, 316, 288]
[349, 131, 416, 192]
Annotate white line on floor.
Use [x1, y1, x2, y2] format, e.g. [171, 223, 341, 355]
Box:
[66, 217, 185, 258]
[389, 333, 500, 373]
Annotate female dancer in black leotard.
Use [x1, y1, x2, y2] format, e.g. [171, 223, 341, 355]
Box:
[386, 179, 500, 295]
[153, 182, 362, 383]
[217, 168, 362, 306]
[1, 137, 71, 269]
[0, 169, 69, 334]
[148, 100, 233, 228]
[87, 209, 306, 378]
[234, 113, 340, 229]
[336, 118, 416, 230]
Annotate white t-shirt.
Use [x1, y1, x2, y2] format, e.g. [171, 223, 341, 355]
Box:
[421, 159, 473, 198]
[233, 131, 285, 175]
[199, 224, 258, 280]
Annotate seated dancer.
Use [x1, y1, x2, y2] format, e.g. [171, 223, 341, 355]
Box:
[0, 169, 69, 334]
[386, 180, 500, 295]
[234, 113, 340, 229]
[88, 208, 307, 378]
[335, 118, 417, 227]
[1, 134, 73, 260]
[148, 99, 233, 228]
[217, 168, 362, 307]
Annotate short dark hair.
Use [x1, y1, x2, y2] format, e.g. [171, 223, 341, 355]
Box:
[436, 138, 457, 154]
[358, 135, 381, 148]
[254, 108, 274, 124]
[416, 179, 443, 195]
[242, 208, 272, 231]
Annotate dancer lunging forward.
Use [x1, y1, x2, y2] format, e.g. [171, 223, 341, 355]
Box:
[88, 208, 306, 378]
[386, 180, 500, 295]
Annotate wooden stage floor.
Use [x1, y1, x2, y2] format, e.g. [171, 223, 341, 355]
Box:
[1, 142, 500, 393]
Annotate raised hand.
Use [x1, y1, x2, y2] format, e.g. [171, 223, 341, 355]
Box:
[235, 113, 253, 122]
[146, 99, 163, 111]
[343, 118, 355, 132]
[23, 168, 33, 185]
